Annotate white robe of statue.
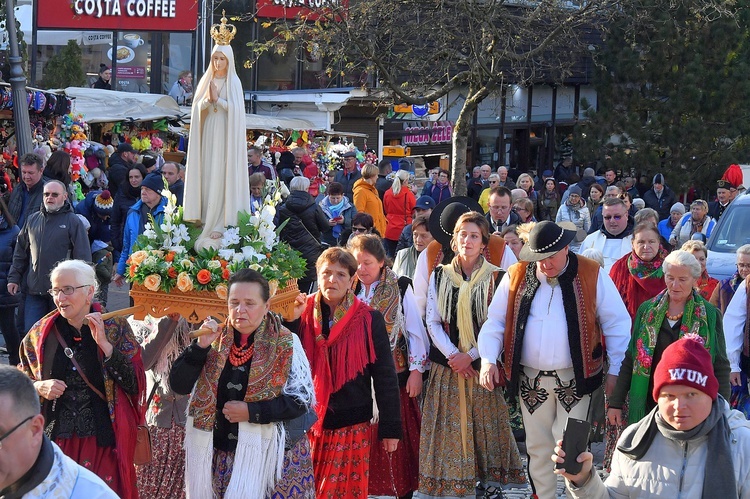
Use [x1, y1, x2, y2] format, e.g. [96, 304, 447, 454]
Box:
[183, 42, 249, 251]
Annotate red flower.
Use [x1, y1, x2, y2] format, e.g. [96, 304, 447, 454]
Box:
[197, 269, 212, 285]
[129, 265, 136, 278]
[168, 266, 177, 278]
[220, 259, 228, 268]
[222, 268, 230, 280]
[165, 252, 175, 262]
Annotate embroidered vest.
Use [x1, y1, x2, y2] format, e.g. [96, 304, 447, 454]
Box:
[503, 256, 604, 396]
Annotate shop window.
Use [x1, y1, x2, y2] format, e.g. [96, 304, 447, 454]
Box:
[257, 25, 296, 91]
[112, 31, 152, 93]
[161, 33, 193, 97]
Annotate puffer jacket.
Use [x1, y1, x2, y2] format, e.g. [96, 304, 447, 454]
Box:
[0, 223, 20, 307]
[566, 400, 750, 498]
[669, 213, 716, 248]
[352, 179, 387, 236]
[9, 202, 92, 295]
[117, 198, 167, 276]
[383, 187, 416, 241]
[276, 191, 327, 285]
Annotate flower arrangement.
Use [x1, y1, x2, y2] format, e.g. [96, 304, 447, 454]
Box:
[125, 180, 306, 297]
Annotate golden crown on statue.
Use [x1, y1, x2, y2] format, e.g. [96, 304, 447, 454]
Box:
[210, 10, 236, 45]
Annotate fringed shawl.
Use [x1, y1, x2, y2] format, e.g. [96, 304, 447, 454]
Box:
[187, 313, 294, 431]
[435, 257, 500, 353]
[19, 309, 145, 499]
[300, 291, 374, 435]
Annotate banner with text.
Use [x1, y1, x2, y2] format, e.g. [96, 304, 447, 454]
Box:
[37, 0, 198, 31]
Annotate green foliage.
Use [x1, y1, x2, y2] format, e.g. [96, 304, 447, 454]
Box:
[573, 0, 749, 192]
[42, 40, 86, 89]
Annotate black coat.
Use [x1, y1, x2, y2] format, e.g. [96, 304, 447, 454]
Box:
[276, 191, 329, 283]
[642, 186, 678, 221]
[0, 224, 20, 307]
[107, 153, 132, 199]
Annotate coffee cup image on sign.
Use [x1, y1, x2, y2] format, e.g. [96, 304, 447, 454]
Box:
[122, 34, 144, 48]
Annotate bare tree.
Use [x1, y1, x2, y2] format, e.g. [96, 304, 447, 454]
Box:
[247, 0, 734, 195]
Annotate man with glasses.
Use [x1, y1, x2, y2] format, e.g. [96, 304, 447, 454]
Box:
[335, 151, 362, 200]
[0, 365, 118, 497]
[578, 197, 633, 272]
[486, 186, 520, 234]
[8, 181, 91, 334]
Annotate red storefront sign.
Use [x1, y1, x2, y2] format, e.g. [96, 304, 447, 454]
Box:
[256, 0, 345, 20]
[36, 0, 198, 31]
[403, 121, 454, 146]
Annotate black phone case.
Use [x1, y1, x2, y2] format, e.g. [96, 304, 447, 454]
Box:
[555, 417, 591, 475]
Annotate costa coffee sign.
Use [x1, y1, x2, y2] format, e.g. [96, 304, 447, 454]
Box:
[403, 121, 454, 146]
[37, 0, 198, 31]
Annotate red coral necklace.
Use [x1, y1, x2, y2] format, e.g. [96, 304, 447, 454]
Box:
[229, 342, 254, 366]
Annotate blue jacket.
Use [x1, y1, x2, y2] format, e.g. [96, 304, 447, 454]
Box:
[117, 198, 167, 275]
[657, 217, 676, 241]
[75, 191, 112, 245]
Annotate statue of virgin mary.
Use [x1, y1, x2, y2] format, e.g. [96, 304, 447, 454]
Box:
[183, 12, 249, 251]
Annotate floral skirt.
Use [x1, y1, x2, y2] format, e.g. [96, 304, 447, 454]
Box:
[368, 385, 421, 496]
[56, 435, 122, 496]
[135, 424, 186, 499]
[418, 363, 527, 499]
[309, 422, 371, 499]
[212, 437, 315, 498]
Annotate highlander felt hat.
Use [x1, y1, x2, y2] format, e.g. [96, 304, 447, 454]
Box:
[518, 221, 577, 262]
[428, 196, 482, 248]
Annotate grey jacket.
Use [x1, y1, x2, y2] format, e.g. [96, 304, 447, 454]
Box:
[566, 400, 750, 498]
[9, 201, 92, 295]
[141, 318, 188, 428]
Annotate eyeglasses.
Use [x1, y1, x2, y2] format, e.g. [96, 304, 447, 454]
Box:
[737, 263, 750, 269]
[603, 215, 624, 221]
[0, 415, 33, 449]
[489, 180, 498, 184]
[352, 226, 368, 233]
[43, 192, 61, 198]
[48, 285, 89, 297]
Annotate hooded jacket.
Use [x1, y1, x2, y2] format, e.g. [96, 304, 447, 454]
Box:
[643, 185, 678, 221]
[319, 195, 356, 246]
[9, 201, 92, 295]
[277, 191, 327, 284]
[565, 399, 750, 499]
[107, 152, 132, 199]
[117, 197, 167, 276]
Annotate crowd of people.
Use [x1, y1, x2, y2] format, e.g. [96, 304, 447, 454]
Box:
[2, 147, 750, 499]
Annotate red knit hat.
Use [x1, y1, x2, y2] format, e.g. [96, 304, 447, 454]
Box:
[652, 334, 719, 401]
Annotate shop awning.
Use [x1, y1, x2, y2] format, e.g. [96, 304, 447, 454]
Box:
[178, 105, 318, 131]
[65, 87, 186, 123]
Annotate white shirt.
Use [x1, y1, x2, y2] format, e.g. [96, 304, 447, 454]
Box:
[425, 271, 478, 361]
[357, 279, 429, 372]
[413, 242, 518, 319]
[578, 231, 633, 273]
[724, 281, 748, 373]
[478, 260, 631, 375]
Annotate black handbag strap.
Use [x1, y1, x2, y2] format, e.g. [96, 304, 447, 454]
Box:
[51, 324, 106, 402]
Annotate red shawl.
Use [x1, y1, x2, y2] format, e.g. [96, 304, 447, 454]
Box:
[299, 292, 373, 435]
[610, 252, 666, 321]
[19, 308, 146, 499]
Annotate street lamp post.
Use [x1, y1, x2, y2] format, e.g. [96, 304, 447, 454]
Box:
[5, 0, 32, 157]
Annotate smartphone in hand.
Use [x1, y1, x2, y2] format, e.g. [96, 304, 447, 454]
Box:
[555, 417, 591, 475]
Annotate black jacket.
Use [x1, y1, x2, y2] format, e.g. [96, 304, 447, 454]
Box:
[107, 153, 132, 198]
[276, 191, 329, 283]
[375, 176, 393, 200]
[486, 210, 521, 233]
[110, 186, 140, 256]
[9, 202, 92, 295]
[169, 179, 184, 206]
[467, 178, 487, 201]
[0, 223, 20, 307]
[8, 179, 46, 229]
[642, 186, 678, 221]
